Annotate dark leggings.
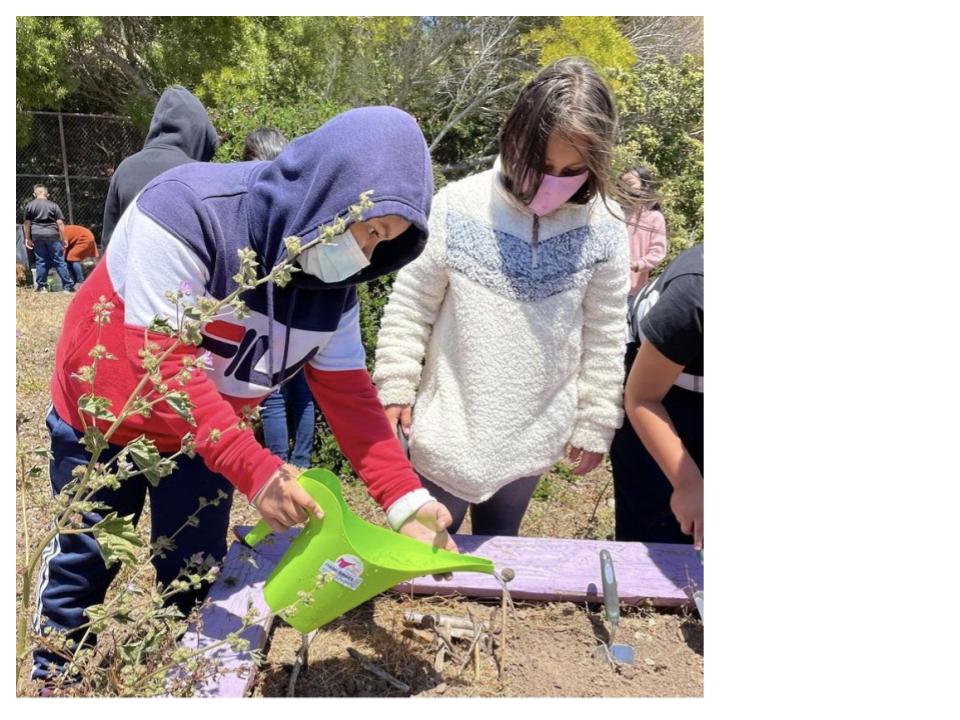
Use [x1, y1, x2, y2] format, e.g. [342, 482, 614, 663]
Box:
[417, 473, 540, 537]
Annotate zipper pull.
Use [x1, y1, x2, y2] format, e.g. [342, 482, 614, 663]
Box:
[531, 215, 540, 270]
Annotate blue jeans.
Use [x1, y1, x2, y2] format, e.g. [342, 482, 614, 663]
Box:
[417, 473, 540, 536]
[32, 236, 74, 290]
[260, 370, 315, 468]
[68, 260, 85, 286]
[32, 407, 235, 681]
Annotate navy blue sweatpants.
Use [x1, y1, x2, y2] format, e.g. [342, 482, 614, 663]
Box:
[32, 407, 235, 680]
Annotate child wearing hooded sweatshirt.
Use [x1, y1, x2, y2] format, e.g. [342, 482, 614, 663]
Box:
[34, 107, 455, 681]
[373, 58, 631, 536]
[100, 85, 219, 248]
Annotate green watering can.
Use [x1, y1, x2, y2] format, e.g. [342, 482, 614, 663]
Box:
[244, 469, 495, 633]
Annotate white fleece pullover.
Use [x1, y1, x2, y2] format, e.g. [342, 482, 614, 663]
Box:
[373, 165, 630, 503]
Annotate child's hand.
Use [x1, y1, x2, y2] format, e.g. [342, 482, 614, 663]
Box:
[253, 463, 324, 532]
[565, 445, 604, 475]
[398, 501, 459, 580]
[399, 501, 458, 551]
[670, 476, 703, 550]
[384, 404, 412, 437]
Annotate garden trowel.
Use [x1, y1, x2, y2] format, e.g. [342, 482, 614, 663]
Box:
[594, 549, 635, 666]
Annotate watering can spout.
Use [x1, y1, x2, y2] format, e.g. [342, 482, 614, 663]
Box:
[241, 469, 495, 633]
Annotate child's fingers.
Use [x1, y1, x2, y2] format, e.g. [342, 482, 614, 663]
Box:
[265, 516, 288, 533]
[693, 521, 703, 550]
[400, 406, 412, 436]
[291, 485, 324, 520]
[572, 452, 599, 475]
[433, 504, 452, 532]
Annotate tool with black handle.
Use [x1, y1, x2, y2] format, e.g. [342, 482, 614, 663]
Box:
[597, 549, 635, 665]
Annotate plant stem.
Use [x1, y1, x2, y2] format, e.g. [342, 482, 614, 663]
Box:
[583, 477, 612, 537]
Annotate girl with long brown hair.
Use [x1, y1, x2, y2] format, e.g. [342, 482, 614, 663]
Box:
[373, 58, 631, 536]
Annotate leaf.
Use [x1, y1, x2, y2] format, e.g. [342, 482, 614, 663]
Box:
[180, 432, 196, 458]
[119, 640, 141, 666]
[127, 435, 175, 486]
[128, 434, 159, 470]
[91, 512, 144, 568]
[71, 365, 95, 384]
[152, 604, 185, 622]
[78, 394, 117, 423]
[83, 603, 111, 634]
[179, 320, 203, 346]
[147, 316, 178, 336]
[164, 391, 196, 426]
[80, 426, 107, 454]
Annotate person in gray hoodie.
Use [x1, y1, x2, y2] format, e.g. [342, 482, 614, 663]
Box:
[100, 85, 219, 248]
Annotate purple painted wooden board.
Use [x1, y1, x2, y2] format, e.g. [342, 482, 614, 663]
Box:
[395, 534, 703, 606]
[234, 527, 702, 607]
[169, 536, 289, 698]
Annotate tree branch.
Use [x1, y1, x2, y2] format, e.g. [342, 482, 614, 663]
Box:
[429, 80, 520, 152]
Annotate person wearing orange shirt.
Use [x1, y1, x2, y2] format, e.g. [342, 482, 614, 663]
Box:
[63, 224, 98, 286]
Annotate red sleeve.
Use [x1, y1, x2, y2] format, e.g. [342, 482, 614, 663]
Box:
[305, 366, 422, 511]
[123, 326, 282, 500]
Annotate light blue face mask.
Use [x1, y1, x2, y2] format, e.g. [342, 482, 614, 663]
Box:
[297, 228, 371, 282]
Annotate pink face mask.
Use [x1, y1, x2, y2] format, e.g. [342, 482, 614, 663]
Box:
[526, 171, 589, 216]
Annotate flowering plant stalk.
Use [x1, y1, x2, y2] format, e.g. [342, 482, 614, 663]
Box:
[16, 193, 374, 695]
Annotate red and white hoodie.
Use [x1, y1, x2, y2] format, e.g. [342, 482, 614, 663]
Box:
[51, 106, 437, 529]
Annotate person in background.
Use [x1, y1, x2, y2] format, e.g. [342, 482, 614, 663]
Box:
[63, 224, 98, 286]
[611, 244, 703, 549]
[620, 166, 667, 296]
[22, 185, 75, 293]
[243, 128, 318, 470]
[242, 127, 287, 164]
[100, 85, 218, 248]
[373, 58, 631, 537]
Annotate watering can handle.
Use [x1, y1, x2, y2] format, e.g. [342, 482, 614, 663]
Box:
[243, 474, 329, 548]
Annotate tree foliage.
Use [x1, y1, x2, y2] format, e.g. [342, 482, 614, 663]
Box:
[523, 16, 638, 88]
[614, 54, 704, 257]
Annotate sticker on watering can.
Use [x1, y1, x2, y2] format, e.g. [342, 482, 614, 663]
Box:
[320, 554, 365, 591]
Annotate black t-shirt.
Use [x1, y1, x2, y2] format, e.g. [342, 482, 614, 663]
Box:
[23, 198, 64, 238]
[628, 244, 703, 389]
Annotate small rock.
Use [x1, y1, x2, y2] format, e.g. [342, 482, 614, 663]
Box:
[644, 658, 656, 666]
[435, 682, 448, 694]
[606, 498, 616, 508]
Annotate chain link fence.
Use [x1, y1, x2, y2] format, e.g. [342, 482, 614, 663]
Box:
[16, 111, 143, 244]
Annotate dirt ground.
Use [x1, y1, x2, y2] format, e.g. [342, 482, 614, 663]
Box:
[256, 595, 702, 698]
[15, 287, 703, 697]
